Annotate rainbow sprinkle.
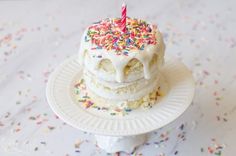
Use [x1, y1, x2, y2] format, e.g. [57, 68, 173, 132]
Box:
[85, 17, 157, 54]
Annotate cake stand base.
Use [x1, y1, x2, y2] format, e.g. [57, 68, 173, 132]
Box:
[95, 134, 147, 153]
[46, 56, 195, 154]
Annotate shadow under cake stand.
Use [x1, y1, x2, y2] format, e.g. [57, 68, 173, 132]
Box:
[46, 56, 195, 153]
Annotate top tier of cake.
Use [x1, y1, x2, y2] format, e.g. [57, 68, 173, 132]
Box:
[79, 17, 165, 83]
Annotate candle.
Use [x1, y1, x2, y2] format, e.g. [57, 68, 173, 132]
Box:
[121, 2, 127, 33]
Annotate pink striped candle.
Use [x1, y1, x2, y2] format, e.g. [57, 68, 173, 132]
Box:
[121, 2, 127, 33]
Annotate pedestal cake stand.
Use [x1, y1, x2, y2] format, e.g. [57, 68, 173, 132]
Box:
[46, 56, 195, 153]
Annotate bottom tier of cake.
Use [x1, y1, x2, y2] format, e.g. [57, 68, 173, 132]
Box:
[82, 71, 162, 109]
[86, 84, 161, 109]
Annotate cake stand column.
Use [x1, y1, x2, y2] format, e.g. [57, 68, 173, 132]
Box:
[95, 134, 147, 153]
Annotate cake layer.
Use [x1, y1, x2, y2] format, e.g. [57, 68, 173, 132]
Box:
[86, 80, 161, 109]
[83, 68, 160, 101]
[83, 52, 163, 83]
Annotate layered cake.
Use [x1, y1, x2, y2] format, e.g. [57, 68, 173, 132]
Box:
[78, 17, 165, 109]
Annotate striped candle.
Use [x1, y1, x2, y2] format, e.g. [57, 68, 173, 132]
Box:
[121, 2, 127, 33]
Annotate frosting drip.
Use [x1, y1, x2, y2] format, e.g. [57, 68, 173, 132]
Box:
[79, 18, 165, 83]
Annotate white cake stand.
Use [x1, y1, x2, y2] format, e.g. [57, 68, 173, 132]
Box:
[46, 56, 195, 153]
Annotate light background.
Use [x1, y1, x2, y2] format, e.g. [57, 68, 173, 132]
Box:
[0, 0, 236, 156]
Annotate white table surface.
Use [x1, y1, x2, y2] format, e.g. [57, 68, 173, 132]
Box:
[0, 0, 236, 156]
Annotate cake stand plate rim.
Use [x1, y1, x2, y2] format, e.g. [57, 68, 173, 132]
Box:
[46, 55, 195, 136]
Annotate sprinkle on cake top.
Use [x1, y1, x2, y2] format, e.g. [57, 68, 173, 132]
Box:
[85, 18, 157, 54]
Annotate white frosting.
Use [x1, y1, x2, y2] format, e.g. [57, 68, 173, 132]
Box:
[79, 29, 165, 83]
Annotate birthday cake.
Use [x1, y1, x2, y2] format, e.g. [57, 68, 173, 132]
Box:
[78, 17, 165, 109]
